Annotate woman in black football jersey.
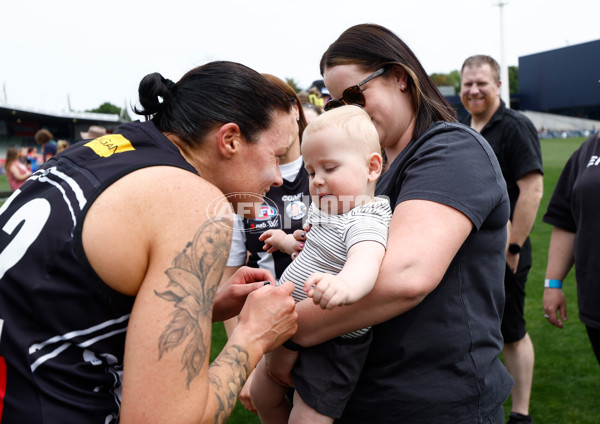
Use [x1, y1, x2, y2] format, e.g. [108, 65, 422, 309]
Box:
[0, 61, 298, 423]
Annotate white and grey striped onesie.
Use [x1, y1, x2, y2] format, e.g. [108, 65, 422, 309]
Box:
[279, 197, 392, 338]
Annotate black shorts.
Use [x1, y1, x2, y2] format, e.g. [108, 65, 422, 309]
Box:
[501, 264, 529, 343]
[291, 330, 372, 419]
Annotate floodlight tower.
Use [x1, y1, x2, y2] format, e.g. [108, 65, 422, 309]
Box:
[495, 1, 511, 108]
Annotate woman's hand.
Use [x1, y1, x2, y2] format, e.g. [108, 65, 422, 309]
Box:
[543, 288, 567, 328]
[212, 266, 276, 322]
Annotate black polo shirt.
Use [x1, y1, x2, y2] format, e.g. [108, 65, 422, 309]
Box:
[461, 100, 543, 270]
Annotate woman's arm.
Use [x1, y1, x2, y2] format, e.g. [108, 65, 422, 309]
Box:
[543, 226, 575, 328]
[219, 265, 243, 336]
[292, 199, 473, 346]
[84, 167, 297, 424]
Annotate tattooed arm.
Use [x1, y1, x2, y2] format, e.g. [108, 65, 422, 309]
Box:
[83, 168, 297, 424]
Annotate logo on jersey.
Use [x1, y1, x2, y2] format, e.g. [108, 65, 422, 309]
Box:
[255, 204, 277, 221]
[85, 135, 135, 158]
[587, 155, 600, 167]
[248, 200, 281, 234]
[248, 214, 282, 234]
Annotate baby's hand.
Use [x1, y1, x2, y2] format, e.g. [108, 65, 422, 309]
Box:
[259, 229, 287, 254]
[303, 273, 350, 310]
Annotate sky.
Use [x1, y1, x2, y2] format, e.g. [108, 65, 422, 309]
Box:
[1, 0, 598, 115]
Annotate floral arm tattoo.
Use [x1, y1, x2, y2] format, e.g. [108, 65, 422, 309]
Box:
[154, 217, 250, 421]
[209, 345, 251, 423]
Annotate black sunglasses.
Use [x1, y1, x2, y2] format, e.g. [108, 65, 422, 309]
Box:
[324, 67, 386, 111]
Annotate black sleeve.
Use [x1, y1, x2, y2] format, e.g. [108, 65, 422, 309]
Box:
[542, 142, 582, 232]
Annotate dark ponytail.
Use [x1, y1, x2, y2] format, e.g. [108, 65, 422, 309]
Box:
[133, 61, 292, 146]
[134, 73, 176, 118]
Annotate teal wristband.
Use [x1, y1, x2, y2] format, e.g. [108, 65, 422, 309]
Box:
[544, 279, 563, 289]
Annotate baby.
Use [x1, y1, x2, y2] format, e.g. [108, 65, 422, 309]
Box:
[250, 105, 392, 423]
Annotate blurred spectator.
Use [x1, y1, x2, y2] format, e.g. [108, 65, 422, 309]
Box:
[308, 79, 331, 110]
[80, 125, 107, 140]
[57, 139, 70, 154]
[18, 147, 29, 168]
[297, 90, 310, 105]
[302, 103, 322, 123]
[26, 146, 39, 172]
[34, 129, 57, 162]
[5, 146, 32, 191]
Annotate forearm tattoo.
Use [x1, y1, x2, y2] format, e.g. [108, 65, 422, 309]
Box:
[154, 217, 231, 388]
[209, 345, 251, 424]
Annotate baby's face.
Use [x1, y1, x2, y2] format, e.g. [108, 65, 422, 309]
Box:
[302, 127, 375, 214]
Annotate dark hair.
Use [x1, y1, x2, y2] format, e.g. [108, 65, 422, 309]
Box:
[261, 73, 307, 140]
[320, 24, 456, 140]
[34, 129, 53, 144]
[5, 146, 18, 170]
[461, 55, 501, 83]
[134, 61, 292, 146]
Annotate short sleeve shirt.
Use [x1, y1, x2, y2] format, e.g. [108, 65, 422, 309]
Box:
[543, 133, 600, 328]
[338, 122, 512, 424]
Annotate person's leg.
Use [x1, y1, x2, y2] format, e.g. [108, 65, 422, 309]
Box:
[250, 357, 291, 424]
[288, 390, 334, 424]
[503, 332, 534, 415]
[502, 267, 534, 422]
[585, 325, 600, 366]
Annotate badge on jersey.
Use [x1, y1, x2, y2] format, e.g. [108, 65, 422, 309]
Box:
[285, 200, 307, 221]
[85, 134, 135, 158]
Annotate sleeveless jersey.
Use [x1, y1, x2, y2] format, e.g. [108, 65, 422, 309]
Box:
[243, 165, 310, 281]
[0, 121, 197, 423]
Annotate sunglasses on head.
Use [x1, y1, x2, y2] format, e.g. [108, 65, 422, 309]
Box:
[324, 67, 386, 111]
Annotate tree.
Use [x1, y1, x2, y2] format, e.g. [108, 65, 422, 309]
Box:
[87, 102, 121, 115]
[508, 66, 518, 94]
[429, 70, 461, 95]
[87, 102, 131, 122]
[285, 78, 302, 93]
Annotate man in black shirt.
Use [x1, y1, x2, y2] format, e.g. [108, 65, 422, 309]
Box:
[460, 55, 543, 424]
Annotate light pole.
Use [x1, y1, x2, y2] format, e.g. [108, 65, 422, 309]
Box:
[496, 1, 511, 108]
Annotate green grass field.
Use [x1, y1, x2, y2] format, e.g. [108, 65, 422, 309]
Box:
[0, 174, 9, 193]
[1, 136, 597, 423]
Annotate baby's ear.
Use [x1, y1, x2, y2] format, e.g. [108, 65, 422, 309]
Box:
[367, 152, 383, 181]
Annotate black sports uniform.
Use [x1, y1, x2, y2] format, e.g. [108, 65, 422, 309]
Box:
[0, 121, 197, 422]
